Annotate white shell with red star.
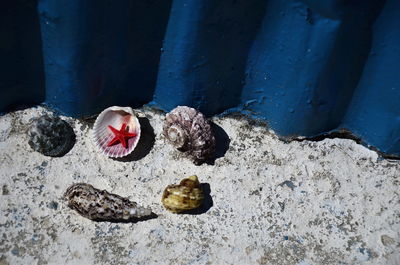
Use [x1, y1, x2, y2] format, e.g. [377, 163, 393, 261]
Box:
[92, 106, 141, 158]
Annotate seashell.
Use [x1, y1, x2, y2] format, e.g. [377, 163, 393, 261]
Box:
[64, 183, 154, 221]
[163, 106, 215, 165]
[92, 106, 141, 158]
[28, 114, 75, 157]
[162, 175, 204, 213]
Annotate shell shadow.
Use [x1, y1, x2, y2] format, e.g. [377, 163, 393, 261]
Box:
[205, 122, 230, 165]
[182, 183, 213, 215]
[113, 117, 155, 162]
[92, 212, 158, 224]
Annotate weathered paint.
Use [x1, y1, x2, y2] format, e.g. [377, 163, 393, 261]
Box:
[342, 0, 400, 155]
[240, 0, 384, 136]
[0, 0, 399, 157]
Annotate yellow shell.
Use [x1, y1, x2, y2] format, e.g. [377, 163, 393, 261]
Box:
[162, 175, 204, 213]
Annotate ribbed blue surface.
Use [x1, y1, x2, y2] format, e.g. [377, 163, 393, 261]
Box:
[342, 0, 400, 155]
[0, 0, 399, 157]
[38, 0, 171, 116]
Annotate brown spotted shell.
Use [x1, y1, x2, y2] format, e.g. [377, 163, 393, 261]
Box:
[161, 175, 204, 213]
[163, 106, 215, 165]
[64, 183, 153, 222]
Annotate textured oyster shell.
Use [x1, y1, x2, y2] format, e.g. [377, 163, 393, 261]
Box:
[64, 183, 154, 221]
[163, 106, 215, 165]
[28, 114, 75, 157]
[162, 175, 204, 213]
[92, 106, 141, 158]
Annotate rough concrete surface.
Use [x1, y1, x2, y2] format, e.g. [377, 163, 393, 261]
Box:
[0, 106, 399, 265]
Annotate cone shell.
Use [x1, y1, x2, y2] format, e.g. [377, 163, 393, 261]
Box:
[92, 106, 141, 158]
[64, 183, 154, 221]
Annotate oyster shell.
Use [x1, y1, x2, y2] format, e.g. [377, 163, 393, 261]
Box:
[64, 183, 154, 221]
[162, 175, 204, 213]
[92, 106, 141, 158]
[163, 106, 215, 165]
[28, 114, 75, 157]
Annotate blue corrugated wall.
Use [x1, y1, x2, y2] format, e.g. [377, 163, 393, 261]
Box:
[1, 0, 399, 157]
[0, 1, 44, 111]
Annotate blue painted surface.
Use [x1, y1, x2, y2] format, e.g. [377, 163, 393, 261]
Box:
[0, 0, 44, 112]
[154, 0, 267, 116]
[343, 0, 400, 155]
[1, 0, 399, 156]
[38, 0, 171, 116]
[240, 0, 384, 136]
[241, 0, 343, 136]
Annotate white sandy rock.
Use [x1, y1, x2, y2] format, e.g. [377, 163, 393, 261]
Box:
[0, 106, 399, 265]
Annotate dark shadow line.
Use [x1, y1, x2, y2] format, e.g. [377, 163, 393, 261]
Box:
[91, 212, 158, 223]
[204, 122, 230, 165]
[291, 128, 400, 160]
[291, 128, 362, 144]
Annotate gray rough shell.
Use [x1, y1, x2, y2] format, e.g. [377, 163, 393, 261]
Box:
[64, 183, 154, 222]
[28, 115, 75, 157]
[163, 106, 215, 165]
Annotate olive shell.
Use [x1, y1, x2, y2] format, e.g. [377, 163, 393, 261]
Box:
[162, 175, 204, 213]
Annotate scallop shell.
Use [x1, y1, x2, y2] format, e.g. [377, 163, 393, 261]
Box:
[161, 175, 204, 213]
[92, 106, 141, 158]
[163, 106, 215, 165]
[28, 114, 75, 157]
[64, 183, 154, 221]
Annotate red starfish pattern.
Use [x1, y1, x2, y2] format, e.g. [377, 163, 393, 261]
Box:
[107, 123, 137, 149]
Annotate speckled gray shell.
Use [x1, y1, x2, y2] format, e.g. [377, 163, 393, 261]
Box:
[163, 106, 215, 165]
[64, 183, 154, 222]
[28, 115, 75, 157]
